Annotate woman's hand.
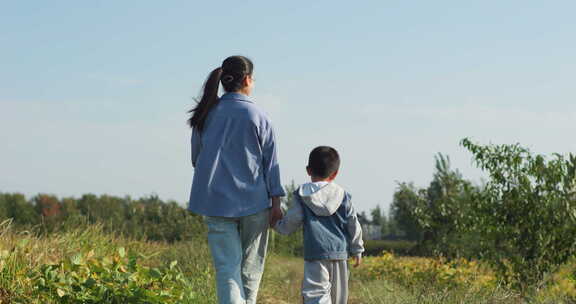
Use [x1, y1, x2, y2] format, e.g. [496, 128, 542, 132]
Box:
[269, 197, 283, 227]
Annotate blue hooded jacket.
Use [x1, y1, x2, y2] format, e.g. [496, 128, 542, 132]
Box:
[275, 182, 364, 261]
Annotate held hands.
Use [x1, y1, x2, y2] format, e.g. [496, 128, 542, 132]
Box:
[269, 196, 283, 227]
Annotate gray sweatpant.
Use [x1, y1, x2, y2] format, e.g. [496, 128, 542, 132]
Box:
[302, 260, 349, 304]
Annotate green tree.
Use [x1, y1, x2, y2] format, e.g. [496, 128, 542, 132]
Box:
[60, 197, 87, 228]
[390, 182, 424, 241]
[2, 193, 39, 226]
[462, 138, 576, 292]
[391, 154, 478, 257]
[380, 212, 389, 237]
[384, 212, 401, 239]
[358, 211, 369, 225]
[370, 205, 383, 225]
[420, 154, 474, 256]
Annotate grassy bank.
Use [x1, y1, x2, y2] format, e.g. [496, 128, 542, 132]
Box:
[1, 223, 576, 303]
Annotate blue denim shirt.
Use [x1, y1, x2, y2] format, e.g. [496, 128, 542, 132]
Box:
[188, 92, 286, 217]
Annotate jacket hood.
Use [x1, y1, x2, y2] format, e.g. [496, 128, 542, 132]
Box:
[298, 182, 345, 216]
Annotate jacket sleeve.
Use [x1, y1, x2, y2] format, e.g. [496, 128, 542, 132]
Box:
[191, 127, 202, 168]
[258, 117, 286, 197]
[274, 197, 303, 235]
[346, 197, 365, 257]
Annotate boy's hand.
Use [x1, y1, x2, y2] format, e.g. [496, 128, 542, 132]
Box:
[269, 197, 282, 227]
[353, 255, 362, 268]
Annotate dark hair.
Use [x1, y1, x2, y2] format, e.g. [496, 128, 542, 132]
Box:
[188, 56, 254, 131]
[307, 146, 340, 178]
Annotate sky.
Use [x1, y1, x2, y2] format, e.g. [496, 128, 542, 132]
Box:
[1, 1, 575, 215]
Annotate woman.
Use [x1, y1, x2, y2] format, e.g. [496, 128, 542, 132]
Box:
[188, 56, 285, 304]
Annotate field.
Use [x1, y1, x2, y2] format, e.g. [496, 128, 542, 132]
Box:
[2, 223, 576, 304]
[252, 251, 576, 304]
[2, 140, 574, 302]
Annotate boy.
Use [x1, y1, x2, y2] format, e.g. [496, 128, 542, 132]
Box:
[274, 146, 364, 304]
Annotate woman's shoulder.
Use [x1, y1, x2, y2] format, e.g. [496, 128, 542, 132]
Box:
[230, 100, 272, 123]
[217, 94, 274, 127]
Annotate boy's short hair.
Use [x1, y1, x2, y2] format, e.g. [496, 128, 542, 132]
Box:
[307, 146, 340, 178]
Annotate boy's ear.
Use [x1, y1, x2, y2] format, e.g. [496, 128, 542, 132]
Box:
[328, 170, 339, 181]
[306, 166, 312, 176]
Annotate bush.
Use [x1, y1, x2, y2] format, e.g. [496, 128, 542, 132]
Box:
[358, 252, 498, 292]
[0, 224, 216, 304]
[28, 248, 196, 303]
[462, 138, 576, 292]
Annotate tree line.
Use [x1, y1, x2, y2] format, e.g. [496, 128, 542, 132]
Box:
[0, 192, 205, 242]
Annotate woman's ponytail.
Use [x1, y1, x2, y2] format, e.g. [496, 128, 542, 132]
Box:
[188, 56, 253, 131]
[188, 67, 223, 131]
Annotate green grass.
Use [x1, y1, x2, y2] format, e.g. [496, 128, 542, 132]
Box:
[259, 254, 304, 304]
[259, 255, 522, 304]
[351, 279, 520, 304]
[1, 222, 574, 303]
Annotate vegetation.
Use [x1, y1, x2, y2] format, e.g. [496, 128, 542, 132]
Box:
[0, 193, 204, 242]
[3, 221, 576, 303]
[0, 223, 216, 303]
[462, 138, 576, 291]
[2, 138, 576, 301]
[363, 139, 576, 295]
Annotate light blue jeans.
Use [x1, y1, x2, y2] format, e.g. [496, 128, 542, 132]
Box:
[206, 208, 270, 304]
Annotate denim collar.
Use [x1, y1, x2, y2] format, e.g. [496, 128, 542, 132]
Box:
[220, 92, 254, 104]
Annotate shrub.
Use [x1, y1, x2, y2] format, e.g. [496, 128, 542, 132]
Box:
[28, 247, 197, 303]
[358, 252, 498, 292]
[462, 138, 576, 292]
